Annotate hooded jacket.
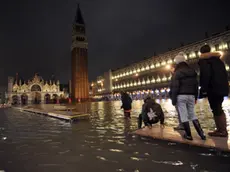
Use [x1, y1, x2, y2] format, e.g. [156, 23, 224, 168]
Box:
[170, 62, 198, 105]
[198, 52, 229, 97]
[142, 98, 164, 124]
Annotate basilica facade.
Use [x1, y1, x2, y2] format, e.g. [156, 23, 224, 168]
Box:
[7, 74, 65, 105]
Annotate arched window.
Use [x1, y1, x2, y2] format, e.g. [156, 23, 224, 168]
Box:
[31, 84, 41, 92]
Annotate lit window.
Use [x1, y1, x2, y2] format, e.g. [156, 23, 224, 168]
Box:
[150, 64, 155, 69]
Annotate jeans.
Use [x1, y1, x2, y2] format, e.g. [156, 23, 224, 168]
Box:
[175, 105, 182, 125]
[208, 95, 224, 116]
[177, 95, 197, 123]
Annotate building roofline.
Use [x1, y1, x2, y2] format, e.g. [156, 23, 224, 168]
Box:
[112, 30, 230, 72]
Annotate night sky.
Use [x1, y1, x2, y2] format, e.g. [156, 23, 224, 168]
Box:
[0, 0, 229, 86]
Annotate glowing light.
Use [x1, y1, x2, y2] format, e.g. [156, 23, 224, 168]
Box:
[211, 47, 216, 52]
[138, 80, 141, 85]
[134, 82, 137, 86]
[142, 80, 146, 85]
[165, 65, 171, 70]
[161, 89, 165, 93]
[156, 77, 161, 83]
[161, 61, 166, 66]
[155, 90, 159, 94]
[167, 88, 170, 92]
[130, 82, 133, 87]
[133, 69, 137, 73]
[115, 79, 118, 81]
[151, 78, 156, 83]
[137, 68, 141, 72]
[141, 67, 145, 71]
[167, 59, 173, 64]
[150, 64, 155, 69]
[162, 76, 167, 82]
[226, 65, 230, 71]
[146, 79, 151, 84]
[150, 90, 154, 94]
[130, 71, 133, 74]
[146, 66, 150, 70]
[156, 63, 160, 67]
[135, 73, 139, 76]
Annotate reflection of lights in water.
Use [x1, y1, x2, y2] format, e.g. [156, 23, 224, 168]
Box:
[152, 160, 183, 166]
[109, 149, 123, 153]
[96, 156, 107, 161]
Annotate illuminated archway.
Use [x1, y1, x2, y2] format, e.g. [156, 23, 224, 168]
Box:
[21, 94, 28, 105]
[31, 84, 42, 92]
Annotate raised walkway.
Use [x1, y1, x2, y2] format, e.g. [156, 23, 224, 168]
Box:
[134, 125, 230, 152]
[13, 105, 90, 122]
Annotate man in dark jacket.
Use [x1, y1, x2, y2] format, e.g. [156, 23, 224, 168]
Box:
[138, 96, 164, 129]
[199, 44, 229, 137]
[170, 52, 206, 140]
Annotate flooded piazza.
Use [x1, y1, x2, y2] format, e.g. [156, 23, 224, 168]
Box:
[0, 99, 230, 172]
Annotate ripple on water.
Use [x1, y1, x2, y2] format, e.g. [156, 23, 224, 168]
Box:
[109, 149, 123, 153]
[130, 157, 145, 161]
[96, 156, 107, 161]
[152, 160, 184, 166]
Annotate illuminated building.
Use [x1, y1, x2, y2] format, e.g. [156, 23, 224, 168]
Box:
[90, 30, 230, 99]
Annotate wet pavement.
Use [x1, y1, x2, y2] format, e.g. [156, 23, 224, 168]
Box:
[0, 99, 230, 172]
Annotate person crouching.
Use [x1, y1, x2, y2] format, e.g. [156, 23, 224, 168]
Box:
[138, 97, 164, 129]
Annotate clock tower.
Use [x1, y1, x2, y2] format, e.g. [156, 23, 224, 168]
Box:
[71, 4, 89, 101]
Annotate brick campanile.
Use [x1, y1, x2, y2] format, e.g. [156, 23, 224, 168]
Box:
[71, 4, 89, 101]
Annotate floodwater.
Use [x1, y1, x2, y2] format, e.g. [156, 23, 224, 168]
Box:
[0, 99, 230, 172]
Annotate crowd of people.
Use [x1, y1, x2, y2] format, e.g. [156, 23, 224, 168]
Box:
[120, 44, 229, 140]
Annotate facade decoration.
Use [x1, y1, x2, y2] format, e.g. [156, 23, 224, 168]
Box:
[7, 74, 65, 105]
[90, 29, 230, 100]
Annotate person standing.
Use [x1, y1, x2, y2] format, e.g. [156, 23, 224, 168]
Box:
[169, 64, 184, 130]
[121, 91, 132, 118]
[171, 52, 206, 140]
[199, 45, 229, 137]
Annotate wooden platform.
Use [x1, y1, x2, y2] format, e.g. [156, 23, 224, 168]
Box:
[13, 107, 90, 122]
[134, 125, 230, 152]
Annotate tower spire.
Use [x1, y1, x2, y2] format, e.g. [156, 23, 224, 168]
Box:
[75, 3, 84, 25]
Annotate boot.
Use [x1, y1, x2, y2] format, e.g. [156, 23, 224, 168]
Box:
[173, 124, 184, 130]
[182, 122, 193, 140]
[208, 114, 228, 137]
[192, 119, 206, 140]
[138, 115, 142, 129]
[208, 115, 219, 135]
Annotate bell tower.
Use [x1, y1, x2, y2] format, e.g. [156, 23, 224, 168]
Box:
[71, 4, 89, 101]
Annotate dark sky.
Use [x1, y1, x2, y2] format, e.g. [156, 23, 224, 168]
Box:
[0, 0, 229, 86]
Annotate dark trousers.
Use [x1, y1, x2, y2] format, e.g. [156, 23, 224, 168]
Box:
[208, 95, 224, 116]
[138, 114, 159, 128]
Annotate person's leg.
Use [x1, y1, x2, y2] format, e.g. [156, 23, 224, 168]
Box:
[174, 106, 184, 130]
[177, 95, 193, 140]
[138, 114, 142, 129]
[208, 95, 227, 137]
[187, 95, 206, 140]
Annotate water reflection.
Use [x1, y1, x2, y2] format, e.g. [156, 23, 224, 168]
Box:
[0, 99, 230, 171]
